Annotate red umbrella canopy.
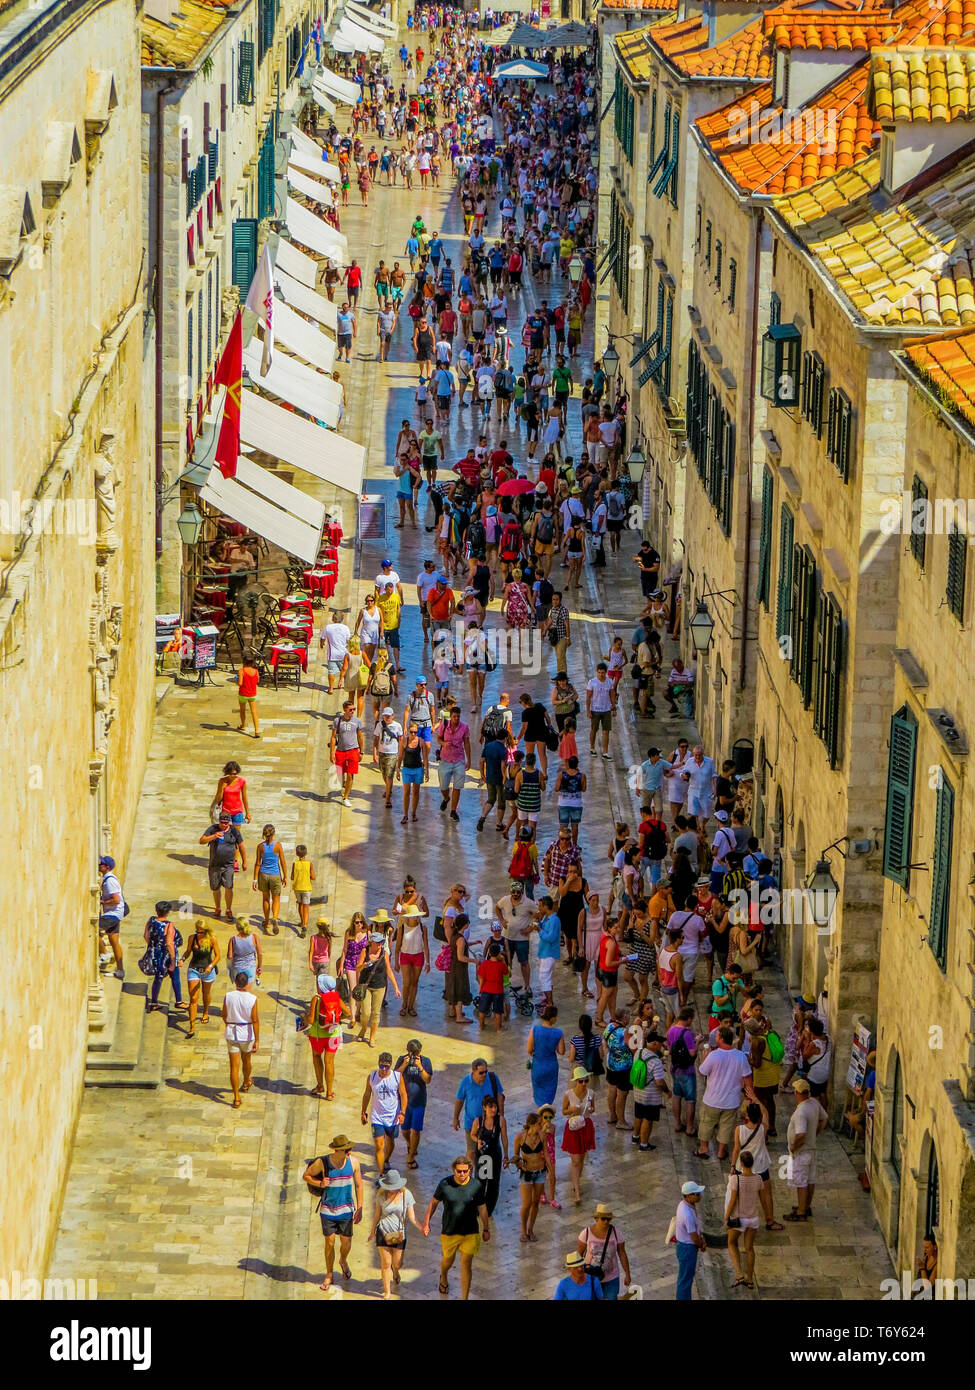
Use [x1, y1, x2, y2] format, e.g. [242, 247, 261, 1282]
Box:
[496, 477, 535, 496]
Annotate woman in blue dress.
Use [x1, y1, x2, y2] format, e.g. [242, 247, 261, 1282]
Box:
[527, 1004, 565, 1107]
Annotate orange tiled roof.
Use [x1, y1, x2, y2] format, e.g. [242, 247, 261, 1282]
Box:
[698, 65, 876, 193]
[142, 0, 232, 69]
[905, 328, 975, 426]
[773, 150, 975, 328]
[765, 17, 901, 49]
[868, 47, 975, 121]
[599, 0, 678, 8]
[649, 14, 772, 80]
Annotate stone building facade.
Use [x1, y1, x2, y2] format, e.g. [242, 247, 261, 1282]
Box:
[0, 0, 154, 1277]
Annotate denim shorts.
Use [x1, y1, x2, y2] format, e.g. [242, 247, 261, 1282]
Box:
[187, 967, 217, 984]
[673, 1072, 697, 1101]
[558, 806, 583, 824]
[372, 1122, 400, 1139]
[509, 939, 529, 963]
[402, 766, 424, 784]
[403, 1104, 426, 1132]
[438, 761, 466, 790]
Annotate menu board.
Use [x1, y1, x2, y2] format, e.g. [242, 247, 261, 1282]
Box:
[847, 1019, 874, 1094]
[192, 625, 219, 670]
[359, 494, 387, 542]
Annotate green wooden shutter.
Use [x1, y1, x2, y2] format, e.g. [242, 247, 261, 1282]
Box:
[231, 217, 257, 293]
[776, 505, 794, 645]
[947, 525, 967, 620]
[910, 474, 927, 566]
[823, 603, 844, 767]
[758, 467, 773, 608]
[650, 89, 657, 160]
[720, 414, 734, 533]
[238, 42, 255, 105]
[798, 553, 818, 706]
[669, 116, 679, 203]
[929, 772, 954, 968]
[882, 707, 917, 886]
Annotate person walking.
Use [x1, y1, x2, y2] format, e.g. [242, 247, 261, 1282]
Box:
[303, 972, 348, 1100]
[422, 1156, 491, 1300]
[180, 920, 220, 1037]
[235, 652, 261, 736]
[222, 970, 259, 1108]
[785, 1078, 828, 1221]
[290, 845, 315, 938]
[578, 1203, 631, 1301]
[355, 931, 401, 1048]
[673, 1180, 707, 1300]
[330, 699, 365, 808]
[695, 1024, 759, 1160]
[435, 704, 471, 820]
[303, 1135, 364, 1291]
[199, 813, 246, 920]
[252, 824, 287, 934]
[513, 1112, 548, 1242]
[226, 916, 261, 987]
[362, 1051, 408, 1176]
[394, 904, 428, 1017]
[731, 1100, 784, 1232]
[97, 854, 127, 979]
[142, 901, 185, 1016]
[369, 1169, 425, 1299]
[561, 1066, 596, 1205]
[554, 1250, 603, 1300]
[470, 1094, 508, 1217]
[394, 1039, 434, 1169]
[212, 761, 250, 827]
[586, 662, 615, 759]
[725, 1150, 763, 1290]
[527, 1004, 565, 1107]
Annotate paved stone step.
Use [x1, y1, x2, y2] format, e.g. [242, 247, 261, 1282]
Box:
[85, 981, 168, 1088]
[87, 972, 122, 1053]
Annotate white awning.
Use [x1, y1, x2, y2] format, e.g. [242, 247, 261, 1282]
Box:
[314, 67, 361, 105]
[312, 82, 343, 110]
[337, 18, 385, 51]
[243, 338, 343, 423]
[345, 2, 397, 34]
[273, 236, 318, 289]
[273, 296, 337, 372]
[240, 390, 365, 495]
[201, 459, 325, 564]
[285, 197, 348, 264]
[287, 164, 335, 207]
[330, 34, 355, 53]
[274, 265, 338, 332]
[291, 127, 331, 161]
[288, 148, 341, 182]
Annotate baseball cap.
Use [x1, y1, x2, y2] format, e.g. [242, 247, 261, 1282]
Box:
[98, 855, 116, 869]
[681, 1181, 706, 1196]
[436, 573, 448, 583]
[218, 812, 231, 822]
[486, 505, 497, 516]
[381, 558, 393, 567]
[714, 810, 730, 823]
[415, 675, 428, 685]
[792, 1077, 812, 1093]
[382, 706, 395, 717]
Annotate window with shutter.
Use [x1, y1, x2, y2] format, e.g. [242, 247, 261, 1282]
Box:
[197, 288, 203, 391]
[791, 550, 818, 707]
[208, 137, 218, 182]
[187, 307, 193, 399]
[720, 415, 734, 533]
[696, 205, 702, 250]
[650, 89, 657, 159]
[238, 41, 255, 105]
[947, 525, 967, 620]
[207, 271, 213, 366]
[729, 259, 737, 310]
[910, 474, 927, 567]
[928, 772, 954, 969]
[231, 217, 257, 293]
[823, 599, 844, 766]
[668, 119, 679, 204]
[882, 706, 917, 886]
[705, 221, 712, 266]
[758, 467, 773, 608]
[776, 505, 794, 646]
[715, 241, 722, 288]
[769, 291, 781, 327]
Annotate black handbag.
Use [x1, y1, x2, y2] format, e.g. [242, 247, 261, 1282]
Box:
[433, 915, 447, 942]
[583, 1225, 614, 1280]
[351, 959, 377, 1003]
[727, 1175, 742, 1230]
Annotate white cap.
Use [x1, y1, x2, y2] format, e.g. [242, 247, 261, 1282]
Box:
[382, 707, 395, 717]
[681, 1181, 706, 1196]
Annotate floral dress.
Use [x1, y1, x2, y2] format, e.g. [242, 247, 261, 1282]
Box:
[506, 581, 532, 630]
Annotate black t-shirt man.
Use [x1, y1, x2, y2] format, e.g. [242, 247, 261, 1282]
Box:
[205, 823, 243, 867]
[433, 1175, 487, 1234]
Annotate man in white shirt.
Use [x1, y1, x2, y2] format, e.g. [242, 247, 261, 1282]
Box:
[559, 490, 585, 534]
[695, 1025, 757, 1160]
[495, 884, 532, 988]
[319, 609, 351, 693]
[709, 810, 737, 892]
[373, 707, 403, 806]
[669, 900, 709, 1006]
[785, 1078, 828, 1220]
[374, 559, 403, 601]
[682, 745, 717, 824]
[223, 971, 260, 1107]
[674, 1181, 706, 1300]
[586, 662, 615, 759]
[416, 559, 439, 640]
[597, 412, 620, 468]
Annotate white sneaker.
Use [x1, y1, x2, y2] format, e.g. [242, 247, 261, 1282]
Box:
[343, 797, 353, 807]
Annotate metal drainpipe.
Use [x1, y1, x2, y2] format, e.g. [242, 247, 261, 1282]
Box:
[155, 82, 176, 560]
[739, 202, 762, 692]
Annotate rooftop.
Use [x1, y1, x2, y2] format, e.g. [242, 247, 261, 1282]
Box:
[773, 149, 975, 328]
[765, 16, 901, 49]
[141, 0, 232, 69]
[905, 327, 975, 426]
[868, 46, 975, 122]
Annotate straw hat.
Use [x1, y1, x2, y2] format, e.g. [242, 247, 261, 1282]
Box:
[370, 908, 393, 924]
[397, 904, 423, 918]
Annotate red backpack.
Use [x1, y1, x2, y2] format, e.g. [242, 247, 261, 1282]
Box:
[500, 521, 522, 562]
[509, 842, 534, 880]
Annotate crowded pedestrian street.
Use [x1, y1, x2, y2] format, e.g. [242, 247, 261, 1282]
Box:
[44, 3, 894, 1305]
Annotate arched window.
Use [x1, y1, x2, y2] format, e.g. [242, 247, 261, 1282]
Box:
[926, 1145, 940, 1233]
[891, 1055, 904, 1177]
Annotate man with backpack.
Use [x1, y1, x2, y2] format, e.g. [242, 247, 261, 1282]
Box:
[667, 1006, 701, 1136]
[630, 1033, 670, 1151]
[746, 1013, 784, 1135]
[453, 1058, 506, 1157]
[477, 727, 508, 833]
[530, 499, 557, 577]
[605, 482, 626, 553]
[303, 1135, 364, 1292]
[479, 693, 512, 746]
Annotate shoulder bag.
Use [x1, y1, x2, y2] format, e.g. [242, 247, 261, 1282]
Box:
[352, 959, 378, 1003]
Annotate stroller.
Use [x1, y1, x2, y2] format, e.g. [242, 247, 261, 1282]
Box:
[509, 984, 536, 1018]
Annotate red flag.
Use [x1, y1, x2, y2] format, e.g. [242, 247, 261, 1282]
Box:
[213, 310, 242, 479]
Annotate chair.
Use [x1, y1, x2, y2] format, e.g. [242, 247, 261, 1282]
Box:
[273, 650, 303, 690]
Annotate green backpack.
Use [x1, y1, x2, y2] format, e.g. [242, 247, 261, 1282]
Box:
[629, 1053, 648, 1089]
[766, 1030, 785, 1064]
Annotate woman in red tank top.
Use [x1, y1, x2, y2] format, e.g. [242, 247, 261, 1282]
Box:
[595, 922, 621, 1026]
[236, 659, 260, 737]
[214, 760, 250, 826]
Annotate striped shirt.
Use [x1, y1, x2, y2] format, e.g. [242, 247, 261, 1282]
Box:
[319, 1154, 356, 1219]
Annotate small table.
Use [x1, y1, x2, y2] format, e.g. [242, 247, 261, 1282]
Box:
[327, 522, 343, 545]
[304, 568, 338, 600]
[191, 604, 225, 625]
[276, 616, 313, 641]
[269, 641, 309, 672]
[320, 545, 339, 565]
[280, 594, 314, 616]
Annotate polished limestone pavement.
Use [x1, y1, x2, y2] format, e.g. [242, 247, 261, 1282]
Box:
[51, 46, 891, 1301]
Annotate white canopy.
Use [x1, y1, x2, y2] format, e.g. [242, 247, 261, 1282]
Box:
[274, 265, 338, 332]
[330, 35, 356, 54]
[313, 78, 345, 103]
[291, 128, 332, 163]
[273, 236, 318, 289]
[287, 164, 335, 207]
[285, 197, 348, 264]
[243, 338, 343, 423]
[241, 390, 365, 495]
[201, 459, 325, 564]
[288, 148, 341, 182]
[337, 18, 385, 52]
[345, 1, 397, 34]
[314, 67, 361, 105]
[273, 296, 337, 373]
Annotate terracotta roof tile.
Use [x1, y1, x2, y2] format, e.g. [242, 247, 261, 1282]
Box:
[649, 14, 772, 80]
[766, 18, 901, 50]
[142, 0, 231, 69]
[905, 328, 975, 425]
[599, 0, 678, 9]
[868, 47, 975, 121]
[774, 150, 975, 327]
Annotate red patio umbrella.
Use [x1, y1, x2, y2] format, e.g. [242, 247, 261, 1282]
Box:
[496, 477, 535, 496]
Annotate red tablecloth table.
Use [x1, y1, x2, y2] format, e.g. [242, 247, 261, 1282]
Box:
[279, 594, 314, 616]
[191, 604, 224, 625]
[276, 616, 313, 641]
[304, 568, 338, 599]
[195, 585, 228, 610]
[319, 545, 339, 565]
[269, 641, 308, 672]
[326, 522, 343, 545]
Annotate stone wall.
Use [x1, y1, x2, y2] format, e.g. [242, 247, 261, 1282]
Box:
[0, 0, 153, 1278]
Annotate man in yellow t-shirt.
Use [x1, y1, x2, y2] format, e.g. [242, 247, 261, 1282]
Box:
[376, 582, 404, 673]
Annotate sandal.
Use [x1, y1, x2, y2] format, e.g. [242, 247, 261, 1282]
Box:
[766, 1221, 785, 1231]
[232, 1099, 242, 1108]
[550, 1199, 561, 1210]
[186, 1029, 195, 1039]
[319, 1278, 333, 1292]
[325, 1093, 336, 1101]
[408, 1159, 419, 1169]
[340, 1263, 352, 1281]
[744, 1281, 754, 1289]
[401, 816, 408, 825]
[439, 1280, 449, 1295]
[733, 1277, 747, 1288]
[784, 1210, 809, 1222]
